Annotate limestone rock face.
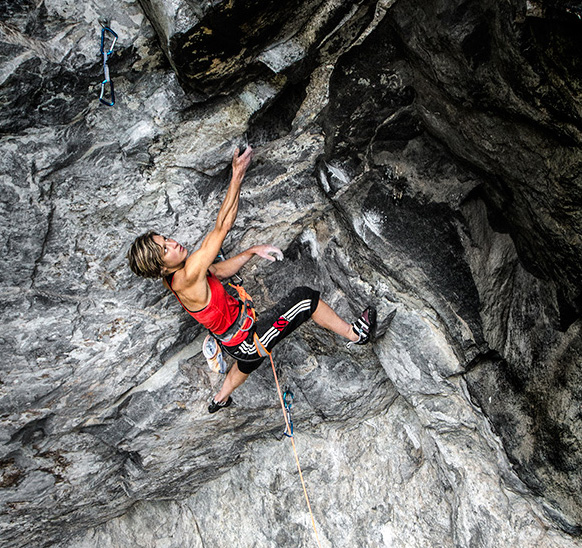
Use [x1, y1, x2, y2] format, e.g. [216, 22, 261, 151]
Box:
[388, 0, 582, 322]
[382, 0, 582, 533]
[1, 0, 581, 547]
[137, 0, 345, 98]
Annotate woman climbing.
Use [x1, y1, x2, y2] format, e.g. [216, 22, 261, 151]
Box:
[127, 146, 376, 413]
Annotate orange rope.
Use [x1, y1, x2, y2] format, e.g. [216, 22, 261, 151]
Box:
[253, 333, 323, 548]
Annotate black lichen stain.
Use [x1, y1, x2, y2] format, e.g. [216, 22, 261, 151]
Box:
[171, 0, 311, 94]
[0, 458, 24, 489]
[363, 176, 481, 327]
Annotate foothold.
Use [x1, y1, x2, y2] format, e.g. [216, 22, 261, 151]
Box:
[385, 308, 397, 328]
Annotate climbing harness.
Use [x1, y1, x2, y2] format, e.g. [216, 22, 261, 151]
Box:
[253, 333, 322, 548]
[283, 389, 294, 438]
[99, 25, 117, 106]
[212, 283, 256, 344]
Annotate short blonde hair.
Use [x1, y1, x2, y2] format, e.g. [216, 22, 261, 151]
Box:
[127, 231, 165, 278]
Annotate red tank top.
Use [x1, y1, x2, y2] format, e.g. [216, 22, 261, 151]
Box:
[166, 272, 248, 346]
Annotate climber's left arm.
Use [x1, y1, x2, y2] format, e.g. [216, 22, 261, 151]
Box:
[210, 245, 283, 281]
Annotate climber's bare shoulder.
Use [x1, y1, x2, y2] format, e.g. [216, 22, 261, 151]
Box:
[164, 252, 212, 311]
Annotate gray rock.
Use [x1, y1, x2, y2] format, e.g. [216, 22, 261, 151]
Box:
[1, 0, 582, 547]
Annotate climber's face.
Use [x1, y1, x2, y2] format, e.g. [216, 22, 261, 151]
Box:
[153, 235, 187, 273]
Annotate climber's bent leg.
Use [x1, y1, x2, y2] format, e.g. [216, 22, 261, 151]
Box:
[311, 299, 359, 342]
[223, 286, 320, 373]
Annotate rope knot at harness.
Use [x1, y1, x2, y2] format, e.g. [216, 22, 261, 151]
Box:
[212, 283, 256, 344]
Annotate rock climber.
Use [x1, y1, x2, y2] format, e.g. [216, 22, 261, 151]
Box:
[127, 146, 376, 413]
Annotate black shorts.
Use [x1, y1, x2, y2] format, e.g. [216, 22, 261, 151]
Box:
[221, 286, 320, 374]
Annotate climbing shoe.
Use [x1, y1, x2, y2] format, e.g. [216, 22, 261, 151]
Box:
[208, 396, 233, 414]
[347, 306, 377, 348]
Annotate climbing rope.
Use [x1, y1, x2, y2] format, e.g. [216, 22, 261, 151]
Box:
[253, 333, 323, 548]
[99, 25, 117, 106]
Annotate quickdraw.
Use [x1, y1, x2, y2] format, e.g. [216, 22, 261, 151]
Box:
[283, 389, 294, 438]
[99, 26, 117, 106]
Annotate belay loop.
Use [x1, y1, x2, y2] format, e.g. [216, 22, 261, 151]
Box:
[99, 26, 117, 106]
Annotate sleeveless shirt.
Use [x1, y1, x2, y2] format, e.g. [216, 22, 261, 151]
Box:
[166, 271, 249, 346]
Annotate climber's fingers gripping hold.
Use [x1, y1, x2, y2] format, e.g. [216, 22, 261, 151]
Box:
[252, 244, 284, 262]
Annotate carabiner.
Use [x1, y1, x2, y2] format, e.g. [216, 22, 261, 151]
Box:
[283, 390, 294, 409]
[100, 27, 118, 57]
[99, 78, 115, 106]
[282, 389, 294, 437]
[98, 26, 117, 106]
[283, 409, 294, 438]
[239, 312, 255, 332]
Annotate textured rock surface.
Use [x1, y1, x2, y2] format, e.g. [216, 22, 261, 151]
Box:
[67, 400, 578, 548]
[1, 0, 581, 547]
